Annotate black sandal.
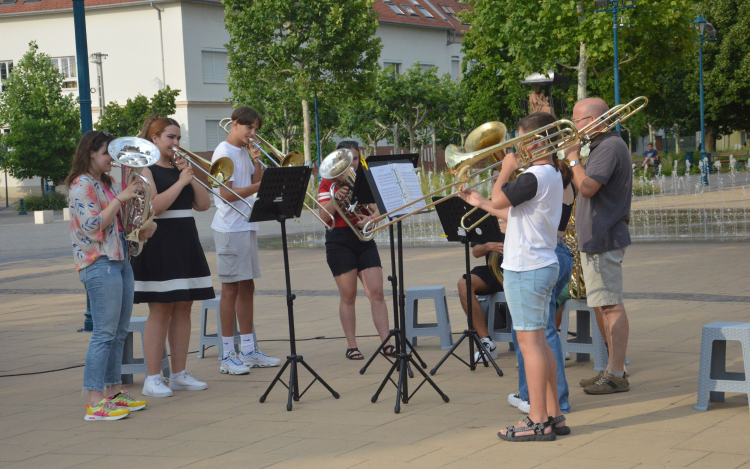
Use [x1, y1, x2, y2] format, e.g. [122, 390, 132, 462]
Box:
[346, 348, 364, 360]
[498, 417, 556, 442]
[549, 415, 571, 436]
[382, 345, 397, 357]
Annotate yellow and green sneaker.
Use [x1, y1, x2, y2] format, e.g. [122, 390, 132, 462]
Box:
[109, 388, 147, 411]
[85, 398, 130, 421]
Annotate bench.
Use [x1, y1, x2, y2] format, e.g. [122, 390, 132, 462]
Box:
[711, 151, 748, 172]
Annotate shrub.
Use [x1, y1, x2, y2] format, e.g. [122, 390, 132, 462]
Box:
[17, 192, 67, 211]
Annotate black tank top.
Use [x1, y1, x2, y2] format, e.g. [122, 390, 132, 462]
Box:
[558, 185, 576, 232]
[150, 164, 194, 211]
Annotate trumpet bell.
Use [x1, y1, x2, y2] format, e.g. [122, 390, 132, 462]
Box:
[280, 151, 305, 167]
[108, 137, 161, 167]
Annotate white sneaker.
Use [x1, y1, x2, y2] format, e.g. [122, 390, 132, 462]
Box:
[220, 351, 251, 375]
[508, 393, 530, 413]
[474, 338, 498, 363]
[240, 349, 281, 368]
[142, 376, 173, 398]
[167, 371, 208, 391]
[565, 352, 571, 361]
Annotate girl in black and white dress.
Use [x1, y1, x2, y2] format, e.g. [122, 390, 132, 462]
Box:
[131, 116, 215, 398]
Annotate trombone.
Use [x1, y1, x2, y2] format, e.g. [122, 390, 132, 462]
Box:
[578, 96, 648, 147]
[217, 117, 337, 230]
[170, 146, 255, 221]
[361, 119, 580, 238]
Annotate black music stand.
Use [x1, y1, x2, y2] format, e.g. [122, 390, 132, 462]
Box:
[357, 154, 425, 377]
[255, 167, 340, 411]
[429, 197, 504, 377]
[360, 155, 449, 413]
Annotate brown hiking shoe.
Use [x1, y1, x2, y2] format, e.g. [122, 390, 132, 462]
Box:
[579, 369, 606, 388]
[583, 372, 629, 394]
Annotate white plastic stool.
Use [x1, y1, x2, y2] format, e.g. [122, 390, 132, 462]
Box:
[198, 297, 257, 360]
[559, 299, 609, 370]
[478, 292, 514, 348]
[405, 286, 453, 350]
[121, 316, 170, 383]
[695, 321, 750, 413]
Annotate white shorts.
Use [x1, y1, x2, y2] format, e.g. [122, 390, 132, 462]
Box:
[214, 230, 261, 283]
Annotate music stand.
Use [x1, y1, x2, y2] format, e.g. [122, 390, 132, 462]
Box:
[361, 155, 449, 413]
[255, 167, 340, 411]
[429, 197, 504, 377]
[358, 153, 425, 377]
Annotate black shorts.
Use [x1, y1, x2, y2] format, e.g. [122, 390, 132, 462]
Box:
[469, 265, 503, 295]
[325, 227, 382, 277]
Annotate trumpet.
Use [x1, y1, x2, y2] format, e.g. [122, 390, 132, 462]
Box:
[217, 117, 337, 230]
[170, 146, 255, 221]
[109, 137, 160, 257]
[361, 119, 580, 239]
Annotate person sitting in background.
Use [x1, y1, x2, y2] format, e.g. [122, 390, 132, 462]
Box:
[642, 143, 659, 169]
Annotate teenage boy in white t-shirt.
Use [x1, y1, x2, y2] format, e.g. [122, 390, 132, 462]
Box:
[459, 112, 567, 442]
[211, 106, 280, 375]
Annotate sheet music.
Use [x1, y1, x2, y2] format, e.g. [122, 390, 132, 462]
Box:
[370, 165, 408, 216]
[394, 164, 427, 213]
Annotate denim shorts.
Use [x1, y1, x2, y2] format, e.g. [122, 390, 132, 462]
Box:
[503, 263, 559, 331]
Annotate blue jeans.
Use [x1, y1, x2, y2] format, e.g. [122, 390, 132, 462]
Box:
[79, 247, 134, 392]
[512, 241, 573, 413]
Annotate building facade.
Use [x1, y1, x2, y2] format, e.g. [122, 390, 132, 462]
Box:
[0, 0, 470, 198]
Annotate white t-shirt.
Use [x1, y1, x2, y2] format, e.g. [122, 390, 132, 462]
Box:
[210, 141, 259, 232]
[500, 164, 562, 272]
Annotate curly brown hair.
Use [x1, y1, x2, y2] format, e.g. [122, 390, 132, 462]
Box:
[65, 131, 115, 188]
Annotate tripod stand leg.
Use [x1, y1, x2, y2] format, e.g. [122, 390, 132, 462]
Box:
[395, 359, 407, 413]
[411, 357, 450, 403]
[359, 329, 399, 375]
[403, 337, 427, 369]
[371, 357, 400, 403]
[471, 334, 504, 377]
[299, 358, 340, 399]
[287, 360, 297, 411]
[429, 332, 469, 375]
[259, 358, 291, 403]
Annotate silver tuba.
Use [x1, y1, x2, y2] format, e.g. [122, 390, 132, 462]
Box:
[108, 137, 160, 257]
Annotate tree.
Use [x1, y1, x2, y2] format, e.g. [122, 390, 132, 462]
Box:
[375, 64, 443, 153]
[688, 1, 750, 152]
[224, 0, 382, 164]
[0, 42, 80, 191]
[461, 0, 694, 114]
[337, 96, 388, 155]
[95, 86, 180, 137]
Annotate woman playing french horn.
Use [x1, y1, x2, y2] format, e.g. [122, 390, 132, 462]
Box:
[66, 130, 156, 421]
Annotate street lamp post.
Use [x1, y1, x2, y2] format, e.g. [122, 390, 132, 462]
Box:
[595, 0, 635, 132]
[694, 14, 717, 187]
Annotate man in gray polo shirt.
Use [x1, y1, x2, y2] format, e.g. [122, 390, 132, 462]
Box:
[565, 97, 632, 395]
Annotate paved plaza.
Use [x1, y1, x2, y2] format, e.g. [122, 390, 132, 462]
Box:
[1, 204, 750, 469]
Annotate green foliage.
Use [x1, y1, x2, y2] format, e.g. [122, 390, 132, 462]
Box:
[17, 192, 67, 211]
[224, 0, 382, 162]
[95, 86, 180, 137]
[0, 42, 80, 184]
[461, 0, 694, 117]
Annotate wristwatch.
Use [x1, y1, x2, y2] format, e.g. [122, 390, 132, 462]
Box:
[569, 160, 581, 168]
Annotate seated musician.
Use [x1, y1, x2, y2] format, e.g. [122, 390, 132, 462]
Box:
[456, 214, 507, 363]
[317, 141, 393, 361]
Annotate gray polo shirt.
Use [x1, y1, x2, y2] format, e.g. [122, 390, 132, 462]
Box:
[576, 132, 632, 253]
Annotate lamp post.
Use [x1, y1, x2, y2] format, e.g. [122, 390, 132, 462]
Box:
[594, 0, 635, 132]
[694, 14, 716, 187]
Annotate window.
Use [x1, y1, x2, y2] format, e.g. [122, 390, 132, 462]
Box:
[420, 63, 434, 71]
[51, 57, 77, 89]
[0, 61, 12, 92]
[202, 50, 228, 84]
[439, 4, 456, 15]
[206, 119, 226, 150]
[383, 0, 404, 15]
[0, 0, 18, 5]
[451, 57, 460, 80]
[409, 0, 434, 18]
[383, 61, 401, 75]
[400, 4, 419, 16]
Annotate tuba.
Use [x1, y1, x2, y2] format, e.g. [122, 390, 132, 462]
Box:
[109, 137, 160, 257]
[564, 198, 586, 299]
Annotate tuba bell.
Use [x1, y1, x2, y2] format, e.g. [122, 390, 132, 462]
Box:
[108, 137, 161, 257]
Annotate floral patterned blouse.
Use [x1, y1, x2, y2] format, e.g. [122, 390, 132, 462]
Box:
[69, 174, 126, 271]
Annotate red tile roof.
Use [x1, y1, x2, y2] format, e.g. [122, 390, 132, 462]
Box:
[372, 0, 471, 34]
[0, 0, 220, 16]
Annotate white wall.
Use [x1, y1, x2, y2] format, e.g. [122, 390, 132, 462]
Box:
[376, 23, 464, 77]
